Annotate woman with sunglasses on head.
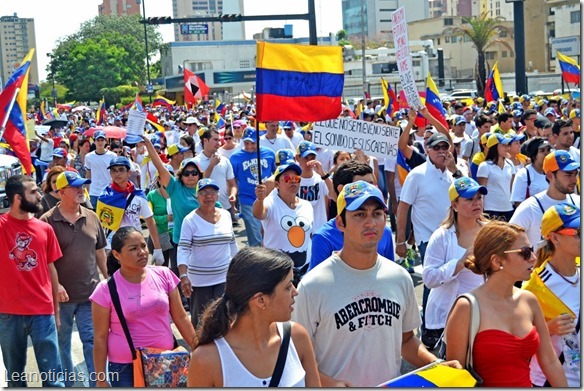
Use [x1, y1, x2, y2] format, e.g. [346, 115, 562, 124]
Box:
[187, 247, 320, 387]
[178, 179, 238, 327]
[421, 177, 489, 349]
[218, 128, 238, 159]
[253, 162, 314, 271]
[444, 221, 567, 387]
[91, 227, 196, 387]
[524, 203, 580, 387]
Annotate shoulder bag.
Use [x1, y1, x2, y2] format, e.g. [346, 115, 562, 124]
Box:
[268, 321, 292, 387]
[107, 276, 190, 387]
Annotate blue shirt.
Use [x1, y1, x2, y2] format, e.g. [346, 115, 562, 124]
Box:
[229, 147, 276, 205]
[308, 217, 395, 271]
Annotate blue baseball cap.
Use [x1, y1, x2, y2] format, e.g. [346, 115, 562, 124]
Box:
[282, 121, 294, 130]
[454, 115, 466, 125]
[449, 177, 488, 201]
[94, 130, 106, 140]
[543, 150, 580, 174]
[167, 144, 189, 156]
[196, 178, 219, 195]
[274, 162, 302, 181]
[52, 147, 68, 158]
[337, 180, 387, 215]
[107, 156, 131, 169]
[276, 149, 296, 166]
[544, 108, 559, 118]
[541, 203, 580, 238]
[55, 171, 91, 190]
[297, 141, 317, 158]
[242, 127, 257, 142]
[512, 109, 523, 118]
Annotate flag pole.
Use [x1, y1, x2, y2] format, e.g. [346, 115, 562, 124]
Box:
[0, 86, 21, 141]
[256, 125, 262, 185]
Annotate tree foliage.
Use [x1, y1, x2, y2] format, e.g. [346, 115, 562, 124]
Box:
[444, 12, 512, 97]
[48, 15, 162, 103]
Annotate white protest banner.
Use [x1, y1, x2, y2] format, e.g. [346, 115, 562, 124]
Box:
[392, 7, 422, 110]
[126, 109, 147, 136]
[34, 125, 51, 136]
[312, 118, 400, 162]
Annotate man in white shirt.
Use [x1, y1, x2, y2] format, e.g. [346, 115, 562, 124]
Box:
[550, 118, 580, 162]
[85, 131, 116, 209]
[510, 150, 580, 249]
[282, 121, 304, 149]
[194, 128, 237, 213]
[260, 121, 295, 153]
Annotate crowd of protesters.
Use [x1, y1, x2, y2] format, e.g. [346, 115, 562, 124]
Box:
[0, 90, 579, 387]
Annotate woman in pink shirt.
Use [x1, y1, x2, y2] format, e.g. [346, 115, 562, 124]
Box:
[90, 227, 196, 387]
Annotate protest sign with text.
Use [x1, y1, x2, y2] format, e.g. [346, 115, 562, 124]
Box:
[312, 118, 400, 162]
[126, 109, 147, 136]
[391, 7, 422, 110]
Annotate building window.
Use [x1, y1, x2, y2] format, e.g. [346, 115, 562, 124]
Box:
[486, 52, 495, 60]
[502, 51, 507, 58]
[570, 11, 580, 24]
[445, 36, 450, 43]
[379, 19, 391, 22]
[499, 30, 507, 37]
[437, 38, 441, 45]
[444, 18, 453, 26]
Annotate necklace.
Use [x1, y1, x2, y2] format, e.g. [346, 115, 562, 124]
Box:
[265, 136, 277, 144]
[547, 261, 580, 287]
[278, 193, 296, 209]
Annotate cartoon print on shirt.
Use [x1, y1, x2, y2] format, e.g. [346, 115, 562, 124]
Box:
[9, 232, 38, 271]
[125, 202, 141, 227]
[280, 215, 311, 248]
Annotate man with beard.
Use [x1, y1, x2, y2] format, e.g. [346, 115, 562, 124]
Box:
[40, 171, 107, 386]
[0, 175, 64, 387]
[510, 150, 580, 249]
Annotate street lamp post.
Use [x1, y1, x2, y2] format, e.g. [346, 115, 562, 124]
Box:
[136, 0, 152, 103]
[47, 53, 56, 106]
[360, 0, 367, 118]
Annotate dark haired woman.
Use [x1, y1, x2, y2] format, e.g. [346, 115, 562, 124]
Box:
[476, 134, 515, 221]
[187, 247, 320, 387]
[179, 134, 196, 159]
[90, 227, 195, 387]
[444, 221, 567, 387]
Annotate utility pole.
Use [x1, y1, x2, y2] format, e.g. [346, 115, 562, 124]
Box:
[137, 0, 152, 103]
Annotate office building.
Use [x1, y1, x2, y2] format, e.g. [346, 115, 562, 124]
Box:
[98, 0, 141, 16]
[0, 13, 38, 86]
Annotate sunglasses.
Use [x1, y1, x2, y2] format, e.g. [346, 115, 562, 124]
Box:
[233, 126, 241, 129]
[281, 175, 301, 184]
[224, 137, 233, 141]
[113, 150, 123, 155]
[182, 170, 200, 177]
[432, 144, 450, 151]
[503, 246, 534, 260]
[555, 228, 580, 238]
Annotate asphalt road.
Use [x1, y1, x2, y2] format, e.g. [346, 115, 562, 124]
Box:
[11, 217, 426, 387]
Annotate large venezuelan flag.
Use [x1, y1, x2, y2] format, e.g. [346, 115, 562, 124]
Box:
[379, 362, 478, 387]
[255, 42, 344, 122]
[484, 62, 504, 103]
[425, 73, 449, 129]
[0, 49, 35, 175]
[556, 51, 580, 85]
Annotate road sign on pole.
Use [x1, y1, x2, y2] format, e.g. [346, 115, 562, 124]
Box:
[180, 23, 209, 35]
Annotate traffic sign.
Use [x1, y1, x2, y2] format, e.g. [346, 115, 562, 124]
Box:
[180, 23, 208, 35]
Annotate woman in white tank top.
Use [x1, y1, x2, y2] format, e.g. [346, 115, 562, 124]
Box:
[187, 247, 321, 387]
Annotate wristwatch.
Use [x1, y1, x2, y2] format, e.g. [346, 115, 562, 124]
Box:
[452, 169, 463, 178]
[179, 273, 188, 279]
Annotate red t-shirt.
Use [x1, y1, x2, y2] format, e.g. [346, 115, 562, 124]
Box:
[0, 214, 63, 315]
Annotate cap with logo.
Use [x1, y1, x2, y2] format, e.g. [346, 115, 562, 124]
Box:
[167, 143, 189, 157]
[52, 148, 68, 158]
[544, 108, 559, 118]
[297, 141, 317, 158]
[276, 149, 296, 166]
[541, 203, 580, 239]
[274, 162, 302, 181]
[337, 180, 387, 216]
[55, 171, 91, 190]
[282, 121, 294, 130]
[448, 177, 488, 202]
[542, 150, 580, 174]
[107, 156, 132, 169]
[196, 178, 219, 195]
[454, 115, 466, 125]
[94, 130, 107, 140]
[242, 127, 257, 142]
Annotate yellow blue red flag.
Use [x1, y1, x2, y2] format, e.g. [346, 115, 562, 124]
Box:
[556, 51, 580, 85]
[255, 42, 344, 122]
[484, 62, 504, 103]
[379, 362, 478, 387]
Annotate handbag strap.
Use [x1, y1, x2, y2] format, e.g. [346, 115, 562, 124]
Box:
[460, 293, 480, 367]
[268, 322, 292, 387]
[107, 276, 137, 359]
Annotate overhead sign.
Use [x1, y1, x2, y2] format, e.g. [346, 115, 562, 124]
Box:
[213, 70, 256, 84]
[180, 23, 208, 35]
[312, 118, 400, 161]
[551, 36, 580, 59]
[391, 7, 422, 110]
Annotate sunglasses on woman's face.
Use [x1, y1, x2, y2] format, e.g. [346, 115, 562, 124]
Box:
[503, 246, 534, 260]
[183, 170, 200, 177]
[555, 228, 580, 238]
[281, 175, 301, 184]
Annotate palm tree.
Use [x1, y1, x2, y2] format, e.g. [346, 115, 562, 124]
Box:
[444, 12, 513, 97]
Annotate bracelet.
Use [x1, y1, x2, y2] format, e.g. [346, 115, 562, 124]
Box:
[396, 242, 407, 246]
[320, 173, 331, 180]
[179, 273, 188, 279]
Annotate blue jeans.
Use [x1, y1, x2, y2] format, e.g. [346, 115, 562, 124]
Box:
[89, 195, 99, 210]
[240, 203, 262, 246]
[108, 362, 134, 387]
[0, 314, 64, 387]
[58, 301, 95, 387]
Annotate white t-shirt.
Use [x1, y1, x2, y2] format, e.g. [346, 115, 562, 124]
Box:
[261, 191, 314, 267]
[400, 160, 454, 244]
[316, 148, 335, 174]
[286, 131, 304, 149]
[177, 208, 238, 287]
[509, 191, 580, 248]
[39, 139, 54, 162]
[218, 146, 239, 160]
[293, 254, 421, 387]
[259, 134, 294, 153]
[510, 165, 548, 204]
[476, 159, 515, 211]
[464, 121, 477, 137]
[85, 151, 117, 196]
[298, 172, 329, 232]
[194, 153, 235, 208]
